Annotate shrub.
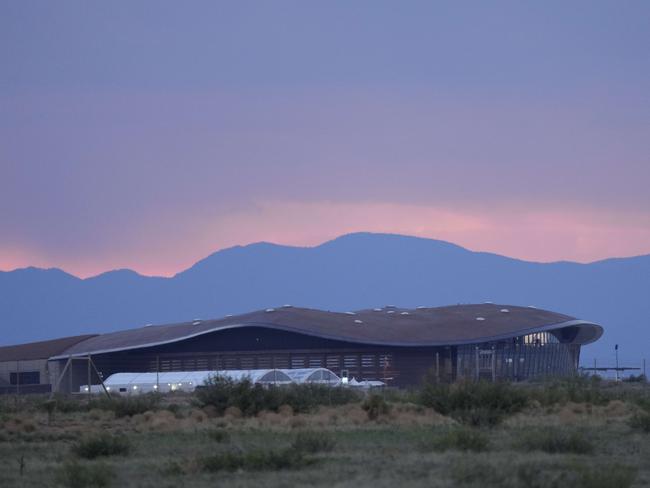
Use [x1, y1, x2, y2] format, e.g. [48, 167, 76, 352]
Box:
[628, 412, 650, 433]
[55, 461, 113, 488]
[361, 394, 391, 420]
[516, 428, 594, 455]
[528, 375, 614, 407]
[72, 433, 131, 459]
[419, 380, 528, 426]
[419, 426, 489, 452]
[623, 374, 646, 383]
[450, 460, 636, 488]
[201, 448, 310, 472]
[195, 374, 360, 416]
[578, 463, 637, 488]
[292, 431, 335, 454]
[95, 395, 160, 418]
[207, 429, 231, 443]
[44, 395, 88, 414]
[161, 461, 186, 477]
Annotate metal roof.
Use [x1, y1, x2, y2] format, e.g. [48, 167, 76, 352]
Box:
[49, 304, 603, 359]
[0, 334, 98, 362]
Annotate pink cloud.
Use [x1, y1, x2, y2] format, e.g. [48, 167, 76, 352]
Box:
[4, 200, 647, 278]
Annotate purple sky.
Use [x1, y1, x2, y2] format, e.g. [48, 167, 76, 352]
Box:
[1, 1, 649, 277]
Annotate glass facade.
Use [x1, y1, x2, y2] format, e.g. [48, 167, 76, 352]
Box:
[455, 331, 580, 381]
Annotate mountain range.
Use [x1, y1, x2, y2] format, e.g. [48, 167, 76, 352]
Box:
[1, 233, 648, 365]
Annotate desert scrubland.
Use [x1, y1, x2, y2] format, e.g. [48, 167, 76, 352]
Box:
[1, 376, 649, 488]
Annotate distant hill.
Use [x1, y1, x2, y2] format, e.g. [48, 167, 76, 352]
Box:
[1, 233, 648, 365]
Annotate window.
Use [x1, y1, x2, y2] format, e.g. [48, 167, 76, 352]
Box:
[240, 357, 255, 369]
[10, 371, 40, 385]
[291, 357, 306, 368]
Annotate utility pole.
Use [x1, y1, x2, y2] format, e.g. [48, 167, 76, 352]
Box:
[615, 344, 619, 382]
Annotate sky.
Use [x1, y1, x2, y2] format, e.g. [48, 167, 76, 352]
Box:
[1, 1, 649, 278]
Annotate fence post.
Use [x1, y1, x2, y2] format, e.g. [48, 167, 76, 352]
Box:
[16, 360, 20, 397]
[87, 356, 92, 401]
[68, 356, 73, 394]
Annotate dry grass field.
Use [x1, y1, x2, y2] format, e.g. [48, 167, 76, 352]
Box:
[1, 378, 649, 488]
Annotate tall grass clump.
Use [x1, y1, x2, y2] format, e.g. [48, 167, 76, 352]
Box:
[195, 375, 360, 416]
[529, 375, 613, 406]
[361, 394, 391, 420]
[55, 461, 113, 488]
[292, 431, 336, 454]
[201, 448, 311, 472]
[92, 394, 161, 418]
[207, 428, 231, 443]
[41, 393, 161, 418]
[578, 463, 637, 488]
[419, 426, 489, 452]
[516, 428, 594, 454]
[419, 379, 528, 426]
[628, 411, 650, 433]
[72, 433, 131, 459]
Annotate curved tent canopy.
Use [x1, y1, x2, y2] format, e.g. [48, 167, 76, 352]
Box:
[52, 304, 604, 359]
[279, 368, 341, 384]
[82, 369, 293, 394]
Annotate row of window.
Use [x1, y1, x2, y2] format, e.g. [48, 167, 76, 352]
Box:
[146, 353, 394, 373]
[9, 371, 40, 385]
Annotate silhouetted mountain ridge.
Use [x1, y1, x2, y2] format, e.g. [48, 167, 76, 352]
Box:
[1, 232, 648, 363]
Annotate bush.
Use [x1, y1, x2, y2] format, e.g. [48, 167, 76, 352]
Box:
[529, 375, 613, 406]
[56, 461, 113, 488]
[361, 394, 391, 420]
[44, 395, 88, 414]
[578, 463, 637, 488]
[93, 395, 161, 418]
[419, 426, 489, 452]
[516, 428, 594, 454]
[72, 433, 131, 459]
[195, 374, 360, 416]
[419, 380, 528, 426]
[201, 448, 310, 472]
[207, 428, 231, 443]
[623, 374, 646, 383]
[292, 431, 335, 454]
[628, 412, 650, 433]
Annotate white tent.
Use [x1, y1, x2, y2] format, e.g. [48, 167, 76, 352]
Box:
[279, 368, 341, 385]
[347, 378, 385, 388]
[81, 369, 293, 395]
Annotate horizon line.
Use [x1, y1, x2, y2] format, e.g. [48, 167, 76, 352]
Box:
[2, 231, 649, 280]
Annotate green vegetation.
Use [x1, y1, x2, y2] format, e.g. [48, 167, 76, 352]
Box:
[195, 374, 360, 415]
[291, 431, 336, 454]
[201, 447, 311, 472]
[419, 426, 489, 452]
[55, 461, 113, 488]
[72, 433, 131, 459]
[419, 380, 529, 426]
[206, 428, 231, 443]
[361, 394, 391, 420]
[0, 378, 648, 487]
[629, 411, 650, 433]
[516, 427, 594, 454]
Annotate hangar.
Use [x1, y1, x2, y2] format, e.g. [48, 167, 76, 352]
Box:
[0, 304, 603, 393]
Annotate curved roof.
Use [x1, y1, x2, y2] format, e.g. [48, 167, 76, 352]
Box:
[50, 304, 603, 359]
[0, 334, 98, 361]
